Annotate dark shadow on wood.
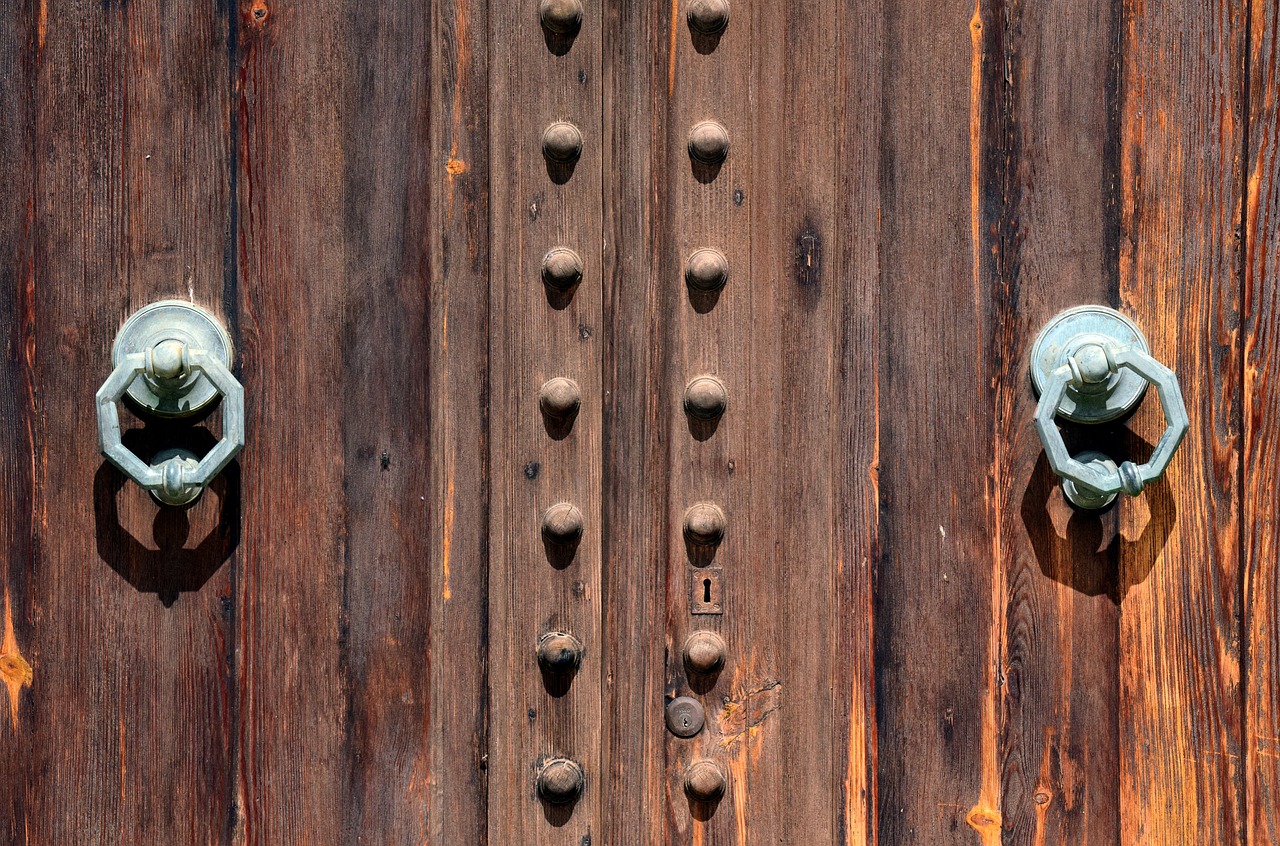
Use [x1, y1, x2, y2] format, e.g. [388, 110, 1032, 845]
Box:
[541, 25, 578, 56]
[539, 797, 576, 827]
[690, 158, 724, 184]
[540, 407, 579, 440]
[685, 415, 722, 442]
[542, 281, 579, 311]
[686, 664, 722, 696]
[688, 793, 724, 822]
[539, 663, 578, 698]
[687, 286, 723, 314]
[1020, 427, 1174, 604]
[689, 29, 724, 55]
[684, 537, 720, 568]
[545, 158, 578, 185]
[542, 534, 581, 570]
[94, 425, 240, 607]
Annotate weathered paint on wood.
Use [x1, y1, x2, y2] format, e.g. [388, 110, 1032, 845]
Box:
[0, 0, 1268, 843]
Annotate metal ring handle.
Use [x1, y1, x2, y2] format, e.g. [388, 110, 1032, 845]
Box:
[96, 345, 244, 506]
[1035, 343, 1188, 505]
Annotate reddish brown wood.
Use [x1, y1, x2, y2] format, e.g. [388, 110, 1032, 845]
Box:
[1246, 2, 1279, 844]
[1116, 0, 1245, 842]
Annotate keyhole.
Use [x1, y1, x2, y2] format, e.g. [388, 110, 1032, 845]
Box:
[682, 716, 691, 728]
[702, 579, 712, 603]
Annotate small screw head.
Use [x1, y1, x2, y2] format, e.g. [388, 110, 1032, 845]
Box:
[1069, 342, 1113, 386]
[684, 759, 728, 801]
[682, 630, 727, 675]
[536, 757, 584, 805]
[687, 121, 730, 165]
[536, 631, 584, 675]
[683, 502, 726, 548]
[541, 247, 584, 292]
[685, 248, 729, 292]
[687, 0, 730, 34]
[541, 502, 585, 546]
[538, 376, 582, 420]
[542, 121, 584, 164]
[539, 0, 583, 33]
[683, 375, 728, 421]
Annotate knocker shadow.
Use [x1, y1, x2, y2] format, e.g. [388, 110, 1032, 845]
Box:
[94, 422, 240, 607]
[1020, 427, 1175, 604]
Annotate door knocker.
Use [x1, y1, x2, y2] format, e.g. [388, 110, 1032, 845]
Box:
[1029, 305, 1188, 510]
[96, 300, 244, 506]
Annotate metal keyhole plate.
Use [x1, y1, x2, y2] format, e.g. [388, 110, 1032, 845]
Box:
[111, 300, 234, 418]
[1028, 305, 1150, 423]
[666, 696, 706, 738]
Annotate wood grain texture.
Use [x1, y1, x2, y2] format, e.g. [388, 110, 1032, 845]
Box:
[0, 1, 37, 842]
[991, 0, 1123, 842]
[1116, 0, 1245, 842]
[874, 1, 1001, 841]
[18, 0, 238, 843]
[1246, 1, 1280, 843]
[487, 0, 604, 841]
[600, 0, 668, 841]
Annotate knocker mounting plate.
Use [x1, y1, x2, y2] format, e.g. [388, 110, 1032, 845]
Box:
[1029, 305, 1150, 423]
[112, 300, 234, 417]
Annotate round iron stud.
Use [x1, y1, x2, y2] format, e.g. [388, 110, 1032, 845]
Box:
[683, 502, 726, 548]
[541, 502, 585, 546]
[539, 0, 583, 33]
[536, 758, 584, 805]
[541, 247, 584, 292]
[687, 121, 730, 165]
[687, 0, 730, 34]
[536, 631, 584, 675]
[538, 376, 582, 420]
[684, 759, 728, 801]
[542, 121, 584, 164]
[685, 248, 729, 292]
[682, 630, 727, 676]
[683, 375, 727, 421]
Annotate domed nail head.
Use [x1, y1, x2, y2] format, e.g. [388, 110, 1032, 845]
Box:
[541, 502, 585, 546]
[687, 121, 730, 165]
[682, 630, 727, 676]
[685, 248, 729, 293]
[536, 757, 585, 805]
[539, 0, 583, 33]
[684, 375, 728, 421]
[684, 759, 728, 801]
[537, 631, 585, 675]
[543, 121, 584, 164]
[539, 376, 582, 419]
[541, 247, 584, 292]
[683, 502, 727, 548]
[687, 0, 730, 34]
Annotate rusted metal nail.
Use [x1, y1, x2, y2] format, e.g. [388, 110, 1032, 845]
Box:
[685, 248, 729, 292]
[543, 121, 583, 164]
[687, 121, 729, 165]
[684, 759, 728, 801]
[682, 630, 727, 675]
[541, 247, 584, 292]
[536, 757, 585, 805]
[684, 375, 727, 421]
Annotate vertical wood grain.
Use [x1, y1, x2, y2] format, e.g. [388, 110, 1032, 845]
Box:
[232, 0, 347, 839]
[0, 1, 37, 841]
[1246, 0, 1279, 843]
[1117, 0, 1245, 842]
[874, 1, 1001, 841]
[832, 0, 882, 839]
[487, 0, 604, 841]
[601, 0, 668, 841]
[992, 0, 1123, 842]
[25, 0, 237, 842]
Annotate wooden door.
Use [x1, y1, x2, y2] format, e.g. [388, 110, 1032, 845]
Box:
[1, 0, 1276, 843]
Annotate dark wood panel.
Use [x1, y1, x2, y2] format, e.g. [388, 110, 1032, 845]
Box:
[0, 1, 38, 842]
[874, 1, 1001, 841]
[27, 0, 237, 842]
[487, 0, 605, 840]
[232, 0, 348, 839]
[600, 0, 668, 840]
[1116, 0, 1245, 841]
[1246, 1, 1279, 844]
[992, 0, 1123, 842]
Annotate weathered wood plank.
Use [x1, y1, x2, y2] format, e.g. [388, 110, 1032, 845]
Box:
[832, 0, 882, 838]
[750, 0, 840, 839]
[600, 0, 668, 840]
[874, 1, 1002, 841]
[0, 2, 38, 842]
[487, 0, 605, 840]
[992, 0, 1123, 842]
[232, 0, 348, 839]
[1116, 0, 1245, 842]
[27, 0, 237, 842]
[1245, 1, 1280, 843]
